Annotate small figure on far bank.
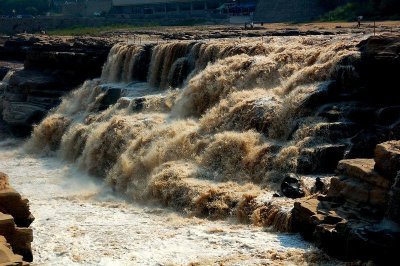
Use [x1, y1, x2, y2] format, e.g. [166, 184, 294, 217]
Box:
[357, 16, 363, 28]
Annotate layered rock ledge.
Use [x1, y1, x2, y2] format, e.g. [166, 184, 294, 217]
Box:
[292, 141, 400, 263]
[0, 35, 114, 135]
[0, 172, 34, 264]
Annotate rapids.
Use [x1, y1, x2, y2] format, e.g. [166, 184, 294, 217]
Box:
[25, 35, 362, 226]
[1, 34, 367, 264]
[0, 140, 312, 265]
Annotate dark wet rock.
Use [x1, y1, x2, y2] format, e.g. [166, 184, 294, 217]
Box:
[1, 35, 113, 81]
[316, 102, 376, 125]
[98, 87, 125, 111]
[314, 177, 325, 193]
[0, 67, 9, 81]
[317, 104, 345, 122]
[299, 81, 340, 112]
[386, 173, 400, 224]
[297, 144, 347, 174]
[357, 35, 400, 104]
[312, 122, 360, 141]
[347, 106, 377, 125]
[1, 70, 66, 134]
[281, 173, 305, 199]
[376, 106, 400, 126]
[167, 57, 192, 88]
[347, 126, 392, 158]
[346, 225, 400, 262]
[131, 44, 153, 82]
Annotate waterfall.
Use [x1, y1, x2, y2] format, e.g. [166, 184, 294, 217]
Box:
[26, 35, 361, 231]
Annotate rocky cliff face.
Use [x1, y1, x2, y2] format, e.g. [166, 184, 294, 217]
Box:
[292, 141, 400, 263]
[0, 172, 34, 264]
[0, 35, 113, 135]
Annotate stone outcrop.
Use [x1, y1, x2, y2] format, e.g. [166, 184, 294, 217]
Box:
[0, 236, 27, 266]
[292, 141, 400, 263]
[0, 172, 34, 264]
[0, 34, 114, 135]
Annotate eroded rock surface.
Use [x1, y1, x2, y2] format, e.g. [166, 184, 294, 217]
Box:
[0, 172, 33, 264]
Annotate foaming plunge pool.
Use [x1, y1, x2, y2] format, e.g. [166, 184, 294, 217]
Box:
[0, 140, 312, 265]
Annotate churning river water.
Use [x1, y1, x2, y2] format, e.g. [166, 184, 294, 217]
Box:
[0, 140, 311, 265]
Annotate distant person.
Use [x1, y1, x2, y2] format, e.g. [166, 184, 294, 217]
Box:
[357, 16, 363, 28]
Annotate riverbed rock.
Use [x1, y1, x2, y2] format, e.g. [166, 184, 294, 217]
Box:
[297, 144, 347, 174]
[280, 174, 305, 199]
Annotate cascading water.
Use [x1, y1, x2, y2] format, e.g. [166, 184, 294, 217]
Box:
[26, 35, 362, 232]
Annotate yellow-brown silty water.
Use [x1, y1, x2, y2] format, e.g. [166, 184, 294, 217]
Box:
[26, 35, 362, 231]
